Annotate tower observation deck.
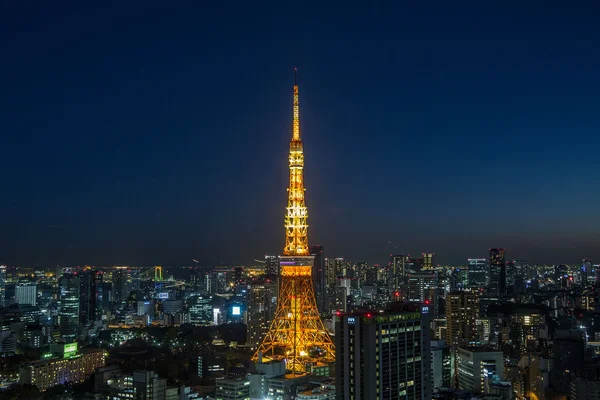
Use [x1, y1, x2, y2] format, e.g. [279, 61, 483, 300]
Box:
[252, 71, 335, 374]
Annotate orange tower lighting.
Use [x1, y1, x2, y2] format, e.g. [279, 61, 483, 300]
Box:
[252, 70, 335, 373]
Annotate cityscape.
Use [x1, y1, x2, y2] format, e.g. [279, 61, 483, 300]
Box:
[2, 2, 600, 400]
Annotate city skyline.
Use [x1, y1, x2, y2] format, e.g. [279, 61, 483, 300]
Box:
[2, 2, 600, 267]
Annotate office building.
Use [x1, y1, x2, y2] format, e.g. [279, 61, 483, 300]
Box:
[488, 249, 506, 296]
[551, 329, 586, 394]
[58, 273, 80, 341]
[215, 378, 250, 400]
[112, 267, 131, 305]
[407, 271, 437, 302]
[15, 283, 37, 306]
[0, 266, 6, 307]
[189, 296, 212, 325]
[445, 291, 479, 347]
[450, 268, 469, 291]
[326, 258, 346, 287]
[19, 346, 105, 391]
[267, 374, 311, 400]
[264, 255, 280, 276]
[133, 370, 167, 399]
[468, 258, 487, 288]
[505, 260, 516, 289]
[246, 279, 277, 349]
[336, 303, 431, 400]
[455, 346, 504, 393]
[571, 379, 600, 400]
[421, 253, 434, 270]
[79, 269, 101, 325]
[510, 311, 545, 352]
[582, 258, 593, 285]
[389, 254, 407, 294]
[310, 245, 327, 315]
[297, 385, 335, 399]
[431, 340, 453, 392]
[406, 257, 422, 273]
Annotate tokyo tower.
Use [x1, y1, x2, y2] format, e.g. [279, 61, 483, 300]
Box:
[252, 70, 335, 373]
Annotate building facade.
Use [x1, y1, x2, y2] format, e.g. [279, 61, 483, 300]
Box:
[310, 245, 327, 315]
[445, 291, 479, 347]
[336, 304, 431, 400]
[246, 279, 277, 349]
[58, 273, 80, 341]
[455, 347, 504, 394]
[15, 283, 37, 306]
[19, 348, 105, 391]
[215, 378, 250, 400]
[488, 249, 506, 296]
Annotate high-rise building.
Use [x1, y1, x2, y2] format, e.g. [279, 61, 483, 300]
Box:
[189, 296, 212, 325]
[455, 347, 504, 393]
[133, 370, 167, 399]
[445, 291, 479, 347]
[15, 283, 37, 306]
[309, 245, 327, 315]
[408, 271, 437, 302]
[406, 257, 422, 273]
[509, 311, 544, 353]
[79, 270, 101, 325]
[112, 267, 130, 306]
[215, 378, 250, 400]
[467, 258, 487, 288]
[571, 379, 600, 400]
[59, 274, 80, 341]
[421, 252, 434, 270]
[326, 258, 346, 286]
[450, 267, 469, 291]
[246, 279, 277, 349]
[0, 266, 5, 308]
[252, 73, 335, 373]
[336, 303, 431, 400]
[488, 249, 506, 296]
[505, 260, 516, 289]
[552, 329, 586, 394]
[264, 255, 280, 277]
[389, 254, 407, 294]
[582, 258, 593, 285]
[19, 347, 105, 392]
[431, 340, 453, 392]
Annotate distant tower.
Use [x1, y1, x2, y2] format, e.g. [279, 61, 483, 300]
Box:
[488, 248, 506, 296]
[253, 72, 335, 373]
[59, 273, 81, 341]
[0, 265, 6, 308]
[467, 258, 487, 288]
[309, 245, 326, 314]
[389, 254, 407, 295]
[80, 269, 102, 325]
[246, 278, 277, 349]
[421, 252, 435, 269]
[446, 291, 479, 347]
[582, 258, 592, 285]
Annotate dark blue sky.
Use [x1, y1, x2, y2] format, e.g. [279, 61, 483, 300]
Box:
[2, 1, 600, 267]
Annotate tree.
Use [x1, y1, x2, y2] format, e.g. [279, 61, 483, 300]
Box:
[0, 384, 42, 400]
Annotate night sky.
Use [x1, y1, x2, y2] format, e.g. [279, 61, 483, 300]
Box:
[2, 2, 600, 267]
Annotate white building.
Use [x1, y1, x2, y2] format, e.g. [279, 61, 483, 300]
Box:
[15, 284, 37, 306]
[215, 378, 250, 400]
[456, 347, 504, 394]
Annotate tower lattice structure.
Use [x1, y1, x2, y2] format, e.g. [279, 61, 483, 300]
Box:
[253, 71, 335, 373]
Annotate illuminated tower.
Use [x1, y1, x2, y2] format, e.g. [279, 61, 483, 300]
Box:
[253, 71, 335, 373]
